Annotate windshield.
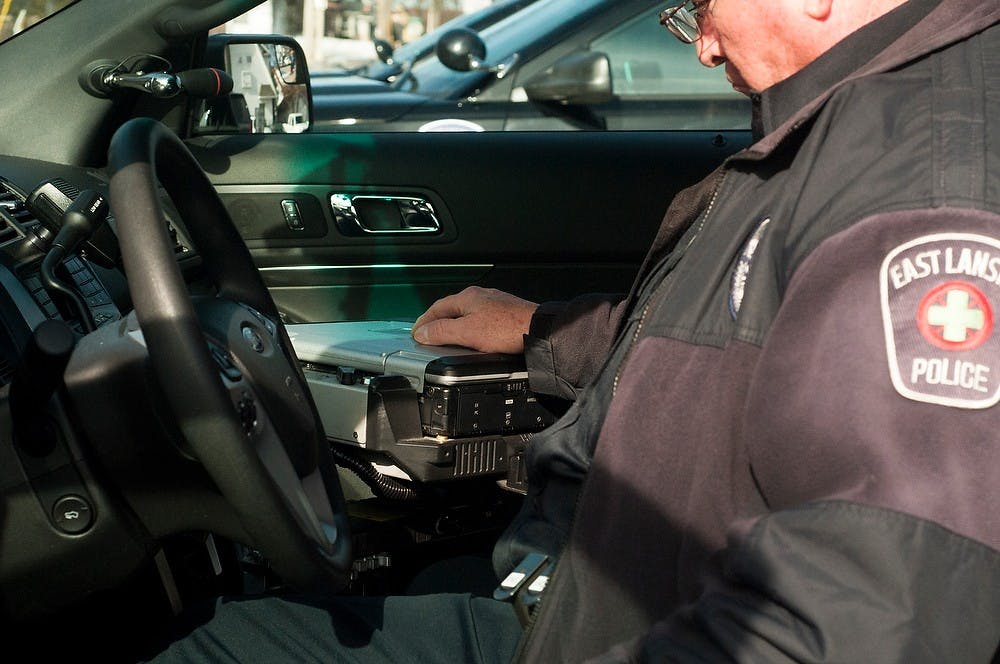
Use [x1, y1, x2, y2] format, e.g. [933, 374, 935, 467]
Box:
[0, 0, 77, 44]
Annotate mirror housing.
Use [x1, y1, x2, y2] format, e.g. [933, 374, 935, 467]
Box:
[374, 38, 395, 65]
[195, 34, 312, 135]
[435, 27, 520, 81]
[435, 28, 488, 72]
[523, 51, 613, 105]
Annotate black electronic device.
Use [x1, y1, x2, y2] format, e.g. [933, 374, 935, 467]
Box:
[287, 321, 556, 488]
[79, 60, 234, 99]
[26, 178, 120, 268]
[22, 180, 121, 331]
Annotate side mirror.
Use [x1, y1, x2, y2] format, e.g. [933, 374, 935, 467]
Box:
[435, 28, 487, 72]
[435, 27, 520, 79]
[374, 38, 395, 65]
[523, 51, 613, 105]
[195, 34, 312, 135]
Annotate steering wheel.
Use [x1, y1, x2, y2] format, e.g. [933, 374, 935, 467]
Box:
[106, 117, 351, 591]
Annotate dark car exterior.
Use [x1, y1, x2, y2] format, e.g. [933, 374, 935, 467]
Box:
[312, 0, 539, 85]
[310, 0, 750, 132]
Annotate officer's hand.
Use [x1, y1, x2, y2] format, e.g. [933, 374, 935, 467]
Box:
[411, 286, 538, 354]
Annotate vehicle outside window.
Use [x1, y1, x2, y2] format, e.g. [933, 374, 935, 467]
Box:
[210, 0, 751, 133]
[314, 0, 540, 82]
[0, 0, 76, 43]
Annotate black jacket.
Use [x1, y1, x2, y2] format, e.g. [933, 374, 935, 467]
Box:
[500, 0, 1000, 660]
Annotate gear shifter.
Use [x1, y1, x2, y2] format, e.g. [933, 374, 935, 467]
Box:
[38, 190, 109, 332]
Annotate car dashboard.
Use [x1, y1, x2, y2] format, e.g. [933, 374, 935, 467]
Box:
[0, 160, 193, 329]
[0, 150, 531, 659]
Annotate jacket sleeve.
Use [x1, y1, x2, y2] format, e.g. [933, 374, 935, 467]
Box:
[523, 293, 628, 400]
[631, 503, 1000, 663]
[605, 208, 1000, 662]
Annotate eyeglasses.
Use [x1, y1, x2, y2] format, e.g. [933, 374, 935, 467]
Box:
[659, 1, 709, 44]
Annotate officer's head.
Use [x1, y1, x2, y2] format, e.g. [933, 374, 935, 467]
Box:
[660, 0, 911, 94]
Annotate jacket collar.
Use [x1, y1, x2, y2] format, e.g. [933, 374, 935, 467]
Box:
[746, 0, 1000, 155]
[755, 0, 941, 138]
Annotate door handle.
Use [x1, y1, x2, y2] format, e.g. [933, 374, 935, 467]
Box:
[330, 194, 441, 235]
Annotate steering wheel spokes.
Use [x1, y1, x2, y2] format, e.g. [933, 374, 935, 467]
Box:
[200, 297, 341, 552]
[107, 117, 351, 591]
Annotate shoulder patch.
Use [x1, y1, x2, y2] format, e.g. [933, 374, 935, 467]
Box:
[881, 233, 1000, 409]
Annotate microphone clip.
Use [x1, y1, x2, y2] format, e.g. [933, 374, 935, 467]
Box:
[78, 54, 232, 100]
[79, 53, 174, 99]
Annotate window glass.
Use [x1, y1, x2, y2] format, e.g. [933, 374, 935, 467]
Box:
[593, 10, 736, 98]
[211, 0, 751, 133]
[0, 0, 76, 44]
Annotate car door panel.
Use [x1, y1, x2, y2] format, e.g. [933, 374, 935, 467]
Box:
[189, 129, 751, 323]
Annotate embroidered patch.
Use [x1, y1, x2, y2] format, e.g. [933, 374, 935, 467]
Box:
[881, 233, 1000, 409]
[730, 217, 771, 319]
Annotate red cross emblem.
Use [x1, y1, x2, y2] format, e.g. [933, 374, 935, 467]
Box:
[917, 281, 994, 351]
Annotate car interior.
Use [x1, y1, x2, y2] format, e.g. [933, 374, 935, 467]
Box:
[0, 0, 751, 658]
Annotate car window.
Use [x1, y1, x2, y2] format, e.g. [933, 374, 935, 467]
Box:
[0, 0, 77, 44]
[212, 0, 751, 133]
[592, 10, 735, 98]
[401, 0, 608, 101]
[347, 0, 539, 82]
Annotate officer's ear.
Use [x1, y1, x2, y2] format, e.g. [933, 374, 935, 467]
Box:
[803, 0, 833, 21]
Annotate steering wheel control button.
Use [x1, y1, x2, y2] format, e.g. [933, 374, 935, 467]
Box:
[209, 345, 242, 381]
[242, 325, 265, 353]
[52, 495, 94, 534]
[236, 392, 258, 436]
[241, 305, 278, 337]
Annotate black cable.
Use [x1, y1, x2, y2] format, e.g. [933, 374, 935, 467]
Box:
[39, 248, 94, 332]
[111, 52, 173, 76]
[330, 445, 421, 502]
